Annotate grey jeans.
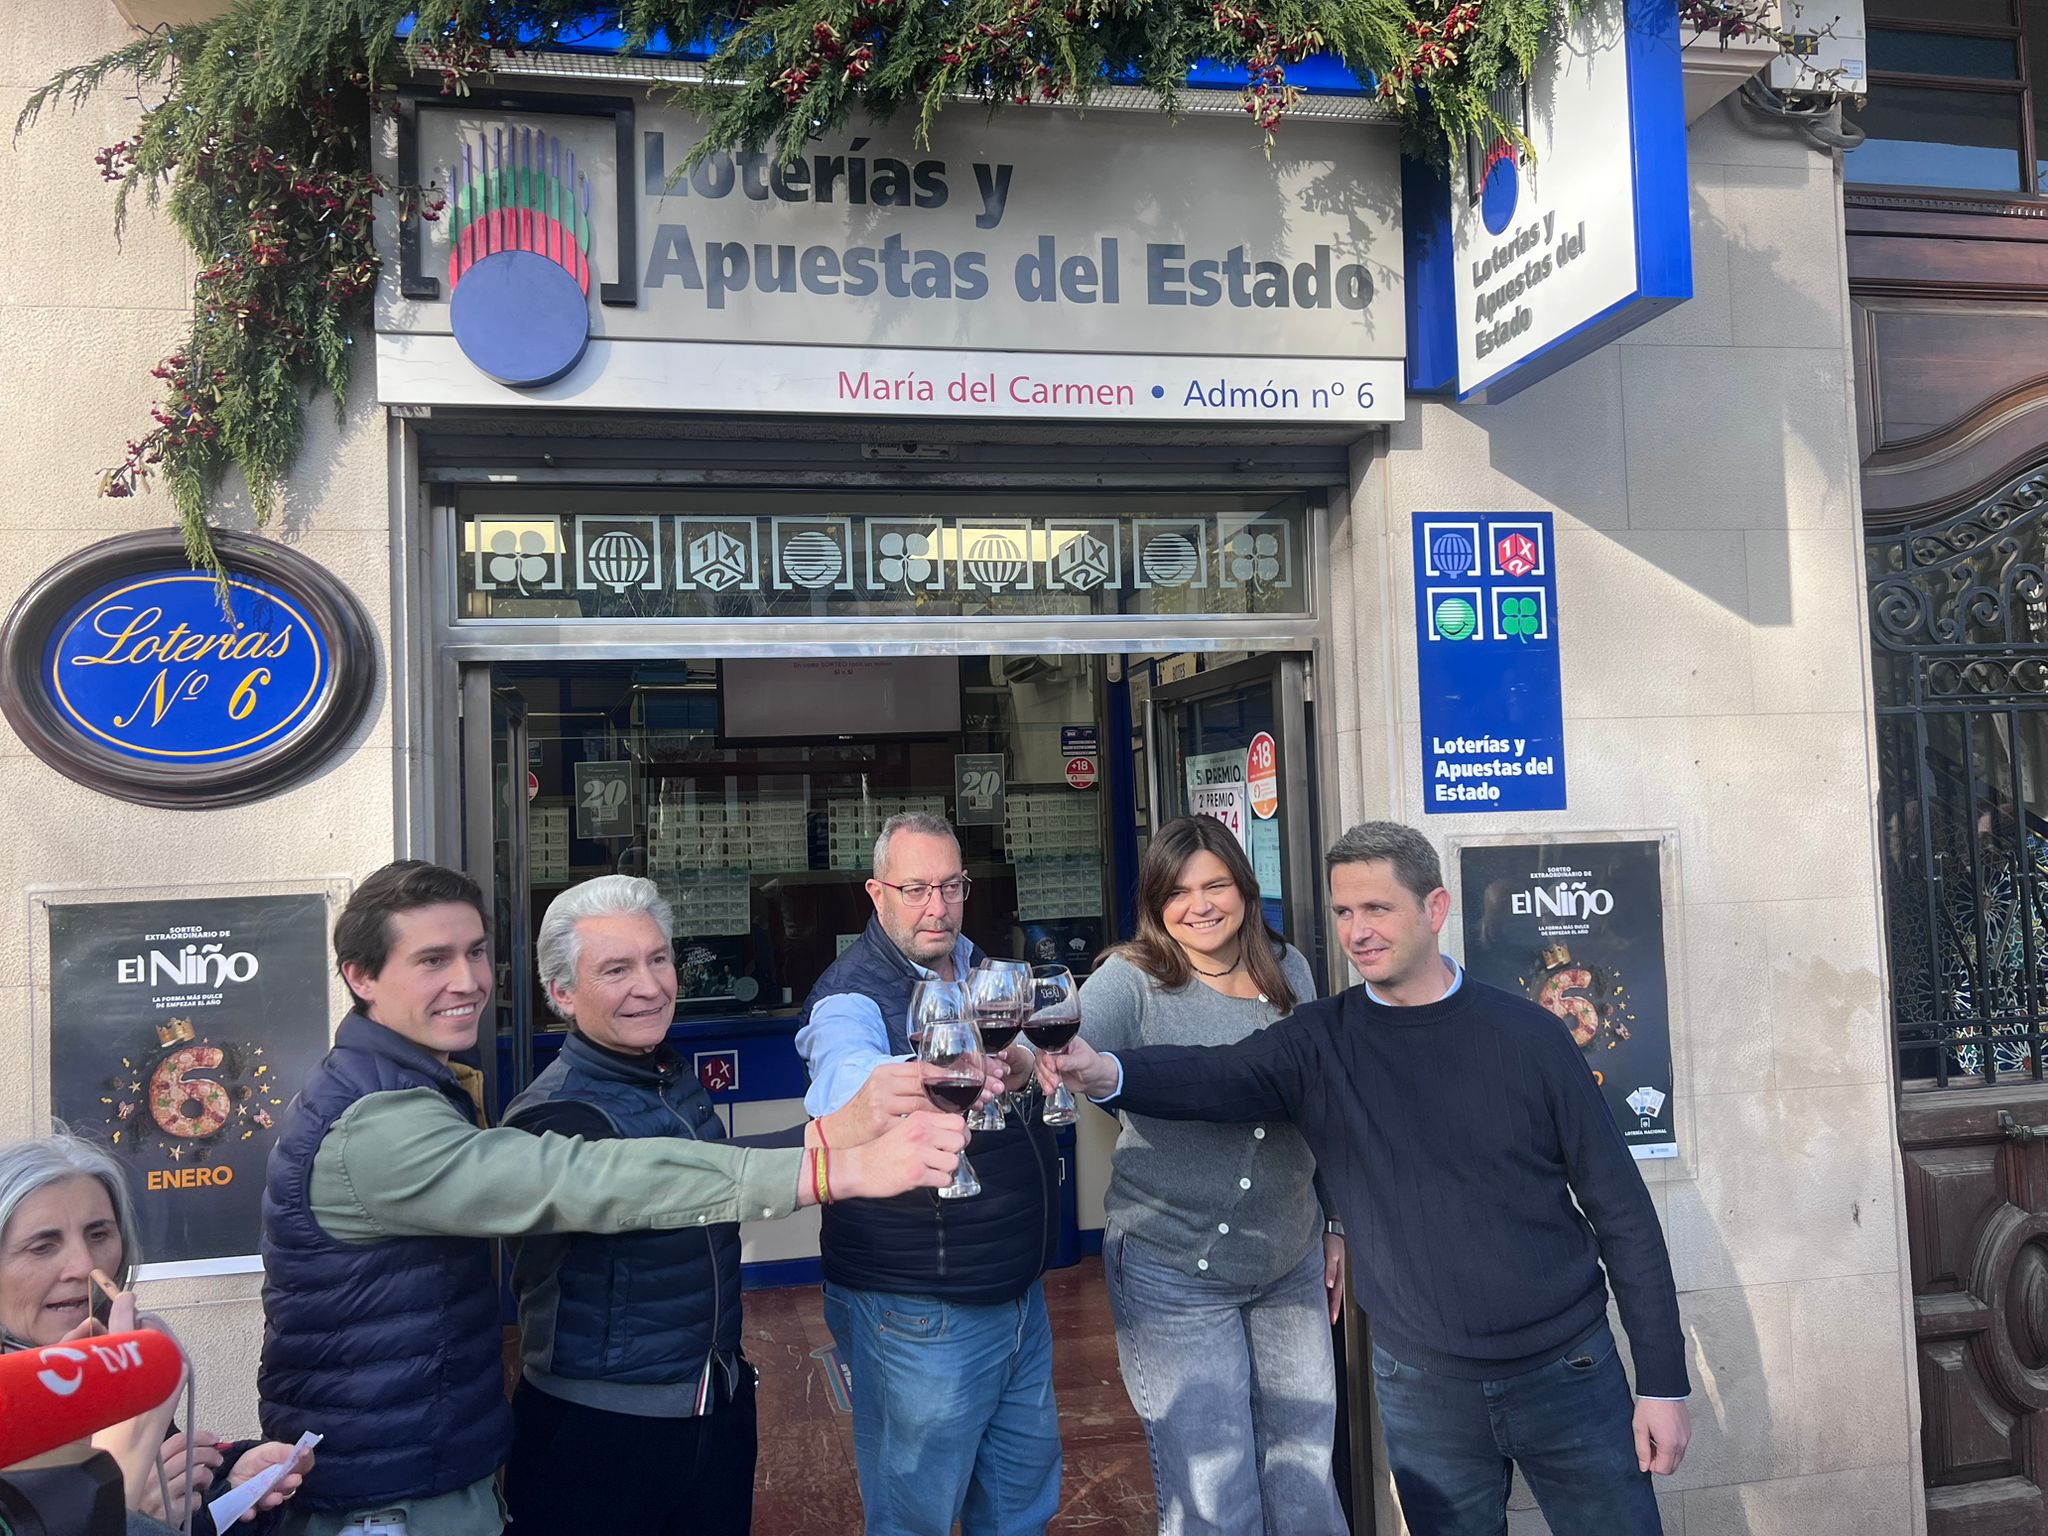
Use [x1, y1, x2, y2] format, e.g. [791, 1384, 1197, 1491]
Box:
[1103, 1226, 1348, 1536]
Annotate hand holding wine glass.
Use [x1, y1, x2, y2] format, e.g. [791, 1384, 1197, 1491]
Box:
[1032, 1030, 1120, 1101]
[1025, 965, 1082, 1127]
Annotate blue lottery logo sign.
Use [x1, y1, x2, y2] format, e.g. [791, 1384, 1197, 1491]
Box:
[0, 531, 375, 808]
[49, 574, 323, 761]
[1414, 513, 1565, 813]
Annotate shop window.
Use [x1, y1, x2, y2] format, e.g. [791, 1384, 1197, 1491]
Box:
[1845, 0, 2048, 196]
[456, 490, 1310, 622]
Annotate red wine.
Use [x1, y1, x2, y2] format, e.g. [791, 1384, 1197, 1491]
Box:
[1024, 1017, 1080, 1052]
[979, 1025, 1021, 1053]
[926, 1078, 983, 1114]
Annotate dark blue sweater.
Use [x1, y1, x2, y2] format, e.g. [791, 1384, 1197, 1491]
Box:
[1109, 978, 1689, 1398]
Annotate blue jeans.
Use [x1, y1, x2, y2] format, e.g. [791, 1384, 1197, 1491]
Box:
[823, 1280, 1062, 1536]
[1103, 1227, 1346, 1536]
[1370, 1322, 1661, 1536]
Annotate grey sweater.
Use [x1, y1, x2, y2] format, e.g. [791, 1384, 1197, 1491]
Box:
[1078, 948, 1323, 1286]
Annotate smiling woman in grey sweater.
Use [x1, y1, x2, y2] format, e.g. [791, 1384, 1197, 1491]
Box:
[1077, 815, 1345, 1536]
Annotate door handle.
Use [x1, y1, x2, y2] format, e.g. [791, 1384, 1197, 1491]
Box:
[1999, 1111, 2048, 1143]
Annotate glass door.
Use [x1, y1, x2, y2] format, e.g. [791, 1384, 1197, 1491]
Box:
[1149, 654, 1319, 969]
[459, 668, 533, 1111]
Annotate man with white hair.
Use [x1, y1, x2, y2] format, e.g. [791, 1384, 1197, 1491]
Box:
[501, 874, 961, 1536]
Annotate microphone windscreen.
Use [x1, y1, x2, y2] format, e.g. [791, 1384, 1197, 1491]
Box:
[0, 1330, 184, 1468]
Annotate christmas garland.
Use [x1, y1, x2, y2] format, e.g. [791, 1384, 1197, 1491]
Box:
[21, 0, 1578, 572]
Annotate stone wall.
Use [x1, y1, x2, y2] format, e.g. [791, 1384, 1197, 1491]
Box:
[1330, 97, 1922, 1536]
[2, 2, 398, 1433]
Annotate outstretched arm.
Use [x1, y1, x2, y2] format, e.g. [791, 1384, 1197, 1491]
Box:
[1041, 1017, 1315, 1125]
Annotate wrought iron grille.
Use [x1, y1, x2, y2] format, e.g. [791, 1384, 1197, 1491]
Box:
[1870, 468, 2048, 1089]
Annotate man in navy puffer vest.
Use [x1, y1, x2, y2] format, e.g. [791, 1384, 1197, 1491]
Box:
[258, 861, 967, 1536]
[797, 813, 1061, 1536]
[500, 875, 944, 1535]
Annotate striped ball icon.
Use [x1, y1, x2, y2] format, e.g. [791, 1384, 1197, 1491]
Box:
[1140, 533, 1199, 587]
[783, 531, 845, 589]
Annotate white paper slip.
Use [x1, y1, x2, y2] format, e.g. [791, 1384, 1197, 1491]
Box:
[207, 1431, 321, 1528]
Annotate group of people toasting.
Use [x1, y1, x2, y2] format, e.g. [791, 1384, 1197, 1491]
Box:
[5, 805, 1688, 1536]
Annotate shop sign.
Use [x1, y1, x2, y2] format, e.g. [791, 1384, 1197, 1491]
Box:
[1457, 839, 1677, 1160]
[1413, 512, 1565, 813]
[1064, 755, 1099, 790]
[0, 531, 376, 810]
[45, 892, 334, 1276]
[380, 90, 1405, 423]
[574, 759, 634, 839]
[955, 752, 1006, 826]
[1403, 0, 1689, 402]
[1246, 732, 1280, 819]
[1191, 782, 1248, 847]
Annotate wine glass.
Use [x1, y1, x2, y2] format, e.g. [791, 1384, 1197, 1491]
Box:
[910, 979, 983, 1199]
[966, 960, 1031, 1132]
[1026, 965, 1081, 1127]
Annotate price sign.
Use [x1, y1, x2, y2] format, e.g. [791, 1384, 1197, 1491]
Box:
[574, 760, 634, 839]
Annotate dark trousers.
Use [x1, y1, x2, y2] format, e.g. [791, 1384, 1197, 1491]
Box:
[1370, 1321, 1662, 1536]
[504, 1362, 757, 1536]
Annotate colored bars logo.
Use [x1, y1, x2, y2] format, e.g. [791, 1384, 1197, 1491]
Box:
[447, 127, 594, 388]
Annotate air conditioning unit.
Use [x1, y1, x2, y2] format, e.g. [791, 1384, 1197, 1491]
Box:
[1766, 0, 1867, 99]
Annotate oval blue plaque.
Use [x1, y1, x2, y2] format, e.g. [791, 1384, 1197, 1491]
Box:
[47, 573, 327, 762]
[0, 531, 375, 809]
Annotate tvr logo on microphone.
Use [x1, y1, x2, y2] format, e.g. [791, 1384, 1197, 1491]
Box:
[34, 1336, 147, 1398]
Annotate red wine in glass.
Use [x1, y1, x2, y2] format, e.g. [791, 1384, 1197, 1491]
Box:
[975, 1005, 1024, 1055]
[1021, 1017, 1079, 1052]
[926, 1076, 984, 1114]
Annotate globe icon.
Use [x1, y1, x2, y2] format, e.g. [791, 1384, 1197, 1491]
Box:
[587, 530, 651, 590]
[965, 534, 1026, 590]
[1433, 596, 1478, 641]
[783, 530, 845, 588]
[1430, 529, 1475, 578]
[1141, 532, 1199, 587]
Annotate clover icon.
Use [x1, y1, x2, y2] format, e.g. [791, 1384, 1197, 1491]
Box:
[1500, 595, 1542, 641]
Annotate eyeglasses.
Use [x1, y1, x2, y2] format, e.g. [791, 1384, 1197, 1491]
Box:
[876, 875, 973, 905]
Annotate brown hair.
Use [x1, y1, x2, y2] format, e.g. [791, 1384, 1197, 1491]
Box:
[1109, 815, 1295, 1011]
[334, 860, 487, 1002]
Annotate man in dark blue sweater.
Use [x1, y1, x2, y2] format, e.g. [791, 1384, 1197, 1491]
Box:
[1043, 821, 1690, 1536]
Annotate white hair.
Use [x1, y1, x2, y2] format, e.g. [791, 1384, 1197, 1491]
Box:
[872, 812, 959, 880]
[535, 875, 674, 1020]
[0, 1130, 139, 1294]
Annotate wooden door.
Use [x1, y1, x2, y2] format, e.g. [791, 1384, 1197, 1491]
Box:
[1901, 1088, 2048, 1532]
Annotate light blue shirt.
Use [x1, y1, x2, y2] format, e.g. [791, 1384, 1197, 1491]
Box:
[795, 932, 979, 1117]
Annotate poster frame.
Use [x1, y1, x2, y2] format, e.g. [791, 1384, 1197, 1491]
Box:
[28, 876, 353, 1283]
[1443, 828, 1691, 1179]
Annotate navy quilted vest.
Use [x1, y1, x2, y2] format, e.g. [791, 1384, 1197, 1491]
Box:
[257, 1013, 510, 1511]
[502, 1034, 741, 1414]
[802, 916, 1058, 1304]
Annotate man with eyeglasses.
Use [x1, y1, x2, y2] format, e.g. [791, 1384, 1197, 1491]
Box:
[797, 812, 1061, 1536]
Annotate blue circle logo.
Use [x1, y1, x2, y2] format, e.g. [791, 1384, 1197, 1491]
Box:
[1480, 139, 1520, 237]
[446, 126, 594, 389]
[46, 573, 328, 763]
[1430, 529, 1475, 578]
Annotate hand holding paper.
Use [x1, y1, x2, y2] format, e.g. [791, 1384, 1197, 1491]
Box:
[207, 1431, 319, 1526]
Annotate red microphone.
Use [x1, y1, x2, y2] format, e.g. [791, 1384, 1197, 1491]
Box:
[0, 1331, 184, 1467]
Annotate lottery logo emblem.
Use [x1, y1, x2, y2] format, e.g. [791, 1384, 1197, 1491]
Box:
[586, 531, 652, 592]
[782, 530, 846, 589]
[1430, 593, 1480, 642]
[1052, 532, 1114, 591]
[1496, 532, 1539, 579]
[1429, 528, 1476, 579]
[1140, 533, 1200, 587]
[446, 126, 594, 388]
[1478, 138, 1520, 237]
[687, 530, 750, 592]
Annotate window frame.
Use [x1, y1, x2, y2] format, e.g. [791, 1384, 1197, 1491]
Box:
[1851, 4, 2041, 201]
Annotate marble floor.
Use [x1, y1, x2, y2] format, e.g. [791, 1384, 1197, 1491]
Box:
[745, 1257, 1159, 1532]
